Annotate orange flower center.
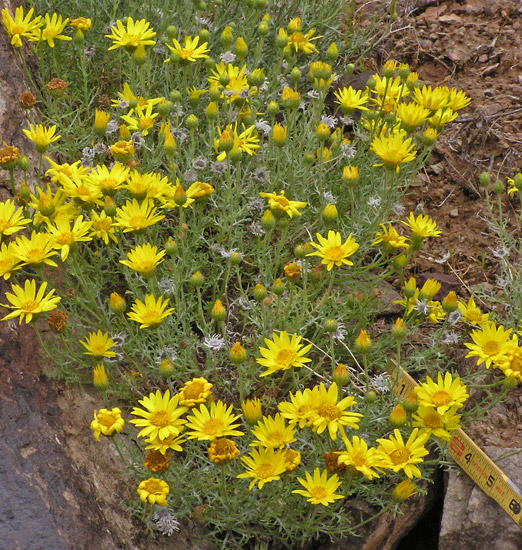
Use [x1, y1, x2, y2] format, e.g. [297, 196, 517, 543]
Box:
[317, 403, 340, 421]
[326, 246, 344, 260]
[482, 340, 500, 355]
[21, 299, 38, 312]
[510, 355, 522, 373]
[275, 348, 296, 368]
[390, 448, 411, 465]
[98, 411, 117, 428]
[310, 486, 327, 500]
[56, 232, 72, 246]
[352, 453, 366, 467]
[431, 390, 451, 407]
[26, 248, 45, 262]
[255, 462, 275, 479]
[203, 418, 224, 436]
[94, 219, 112, 231]
[184, 381, 204, 399]
[149, 410, 170, 427]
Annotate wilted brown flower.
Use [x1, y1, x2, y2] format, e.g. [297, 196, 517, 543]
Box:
[48, 310, 68, 332]
[144, 449, 171, 473]
[45, 78, 68, 98]
[0, 141, 19, 170]
[18, 91, 36, 109]
[323, 451, 347, 473]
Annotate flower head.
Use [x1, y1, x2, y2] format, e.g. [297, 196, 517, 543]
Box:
[237, 447, 287, 490]
[166, 35, 209, 64]
[333, 86, 369, 114]
[46, 214, 92, 261]
[80, 330, 117, 359]
[1, 6, 42, 48]
[412, 405, 461, 441]
[40, 13, 71, 47]
[115, 199, 165, 233]
[250, 413, 296, 449]
[1, 279, 61, 323]
[256, 331, 312, 377]
[259, 190, 306, 219]
[185, 400, 243, 441]
[90, 407, 124, 441]
[376, 428, 429, 478]
[178, 377, 213, 407]
[208, 438, 240, 464]
[337, 436, 382, 480]
[23, 124, 60, 154]
[307, 230, 359, 271]
[137, 477, 169, 506]
[127, 294, 174, 328]
[401, 212, 441, 239]
[371, 132, 416, 173]
[120, 243, 165, 278]
[0, 199, 31, 237]
[464, 322, 518, 369]
[105, 18, 156, 52]
[292, 468, 344, 506]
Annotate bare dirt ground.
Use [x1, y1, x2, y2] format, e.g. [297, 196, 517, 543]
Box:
[1, 0, 521, 548]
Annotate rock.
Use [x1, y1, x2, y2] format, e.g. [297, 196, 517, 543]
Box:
[439, 447, 522, 550]
[449, 208, 459, 218]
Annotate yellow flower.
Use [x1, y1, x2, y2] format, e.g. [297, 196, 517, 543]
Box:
[308, 382, 363, 440]
[250, 413, 296, 449]
[0, 199, 31, 237]
[412, 406, 461, 441]
[278, 389, 314, 428]
[94, 110, 110, 132]
[391, 480, 418, 502]
[90, 408, 124, 441]
[370, 132, 416, 173]
[23, 124, 60, 154]
[498, 345, 522, 384]
[376, 428, 429, 478]
[120, 243, 166, 278]
[178, 377, 213, 407]
[401, 212, 441, 239]
[130, 389, 188, 441]
[115, 198, 165, 233]
[145, 433, 186, 454]
[70, 17, 91, 31]
[283, 448, 301, 472]
[237, 447, 287, 490]
[0, 242, 21, 280]
[137, 477, 169, 506]
[46, 214, 93, 261]
[215, 123, 259, 161]
[208, 438, 240, 464]
[412, 85, 451, 111]
[89, 210, 118, 244]
[285, 28, 321, 54]
[40, 13, 71, 47]
[1, 6, 42, 48]
[185, 400, 243, 441]
[121, 104, 159, 136]
[241, 397, 263, 425]
[415, 371, 468, 414]
[105, 17, 156, 52]
[165, 35, 210, 64]
[307, 230, 359, 271]
[256, 331, 312, 377]
[11, 231, 58, 268]
[333, 86, 369, 114]
[127, 294, 174, 328]
[259, 190, 306, 218]
[396, 102, 431, 132]
[336, 436, 382, 480]
[464, 322, 518, 369]
[0, 141, 19, 169]
[93, 363, 109, 390]
[372, 223, 409, 251]
[292, 468, 344, 506]
[272, 123, 287, 147]
[1, 279, 61, 323]
[429, 108, 458, 129]
[208, 63, 253, 104]
[80, 330, 117, 359]
[446, 88, 471, 111]
[112, 83, 163, 110]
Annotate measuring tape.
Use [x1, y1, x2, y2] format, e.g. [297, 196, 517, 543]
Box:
[387, 361, 522, 527]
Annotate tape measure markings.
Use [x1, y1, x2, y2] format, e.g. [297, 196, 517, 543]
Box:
[386, 361, 522, 527]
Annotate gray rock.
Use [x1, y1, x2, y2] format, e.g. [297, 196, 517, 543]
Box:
[439, 447, 522, 550]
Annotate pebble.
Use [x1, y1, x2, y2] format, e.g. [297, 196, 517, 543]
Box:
[449, 208, 459, 218]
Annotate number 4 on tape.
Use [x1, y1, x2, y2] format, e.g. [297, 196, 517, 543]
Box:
[387, 361, 522, 527]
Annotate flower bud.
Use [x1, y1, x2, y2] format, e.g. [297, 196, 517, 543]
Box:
[391, 318, 406, 341]
[174, 183, 187, 206]
[190, 271, 205, 288]
[326, 42, 339, 62]
[165, 236, 178, 256]
[253, 284, 268, 302]
[261, 209, 275, 231]
[322, 204, 338, 225]
[241, 397, 262, 425]
[389, 403, 407, 427]
[235, 36, 248, 61]
[290, 66, 301, 85]
[169, 89, 182, 102]
[392, 253, 408, 270]
[332, 363, 350, 386]
[284, 262, 301, 281]
[166, 26, 177, 39]
[402, 390, 418, 413]
[229, 342, 247, 364]
[271, 278, 285, 296]
[442, 291, 458, 314]
[159, 359, 175, 378]
[503, 376, 518, 390]
[364, 390, 377, 404]
[493, 179, 504, 195]
[342, 165, 359, 187]
[205, 101, 219, 120]
[220, 26, 234, 48]
[186, 114, 199, 130]
[391, 480, 417, 502]
[267, 101, 280, 117]
[272, 123, 287, 147]
[211, 299, 226, 323]
[355, 329, 371, 354]
[403, 277, 417, 299]
[103, 196, 117, 217]
[324, 319, 338, 333]
[109, 292, 126, 314]
[275, 28, 288, 48]
[247, 68, 265, 88]
[93, 364, 108, 390]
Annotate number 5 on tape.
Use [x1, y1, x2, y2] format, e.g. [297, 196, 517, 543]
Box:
[387, 361, 522, 527]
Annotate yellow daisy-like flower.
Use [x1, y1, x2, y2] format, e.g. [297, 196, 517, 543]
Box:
[130, 390, 188, 441]
[23, 124, 60, 154]
[285, 28, 321, 54]
[446, 88, 471, 111]
[1, 279, 61, 323]
[0, 242, 21, 280]
[308, 382, 363, 440]
[458, 296, 489, 326]
[125, 170, 173, 201]
[70, 17, 91, 31]
[259, 190, 306, 219]
[11, 231, 58, 268]
[89, 210, 118, 244]
[307, 230, 359, 271]
[86, 163, 130, 196]
[412, 406, 461, 441]
[391, 479, 418, 502]
[112, 83, 164, 110]
[137, 477, 169, 506]
[336, 436, 382, 480]
[278, 389, 315, 428]
[401, 212, 441, 239]
[145, 432, 186, 454]
[464, 322, 518, 369]
[185, 400, 243, 441]
[127, 294, 174, 328]
[250, 413, 296, 449]
[208, 438, 240, 464]
[165, 35, 210, 64]
[119, 243, 166, 278]
[333, 86, 369, 114]
[372, 223, 409, 252]
[237, 447, 287, 490]
[121, 104, 159, 136]
[1, 6, 42, 48]
[80, 330, 117, 359]
[396, 102, 431, 132]
[370, 132, 416, 173]
[208, 63, 253, 104]
[215, 123, 260, 161]
[415, 371, 468, 414]
[46, 214, 93, 261]
[115, 199, 165, 233]
[412, 85, 450, 111]
[40, 13, 71, 47]
[90, 408, 125, 441]
[178, 377, 213, 407]
[283, 448, 301, 472]
[105, 17, 156, 52]
[256, 331, 312, 377]
[0, 199, 31, 237]
[376, 428, 429, 479]
[292, 468, 344, 506]
[498, 345, 522, 384]
[372, 75, 409, 105]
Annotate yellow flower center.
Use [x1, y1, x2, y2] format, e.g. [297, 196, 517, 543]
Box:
[290, 32, 306, 46]
[149, 410, 170, 427]
[352, 453, 366, 467]
[181, 48, 194, 58]
[510, 355, 522, 373]
[202, 418, 224, 436]
[21, 299, 38, 312]
[465, 310, 481, 322]
[100, 178, 118, 190]
[143, 479, 164, 494]
[274, 196, 290, 208]
[423, 411, 443, 429]
[266, 431, 284, 445]
[140, 117, 154, 131]
[43, 29, 57, 40]
[98, 411, 117, 428]
[142, 310, 161, 325]
[482, 340, 500, 355]
[124, 33, 140, 46]
[56, 232, 72, 246]
[317, 403, 340, 421]
[184, 381, 204, 399]
[90, 343, 107, 356]
[94, 219, 112, 231]
[27, 248, 45, 262]
[129, 215, 146, 228]
[0, 220, 11, 231]
[310, 486, 327, 500]
[76, 185, 91, 198]
[275, 348, 296, 368]
[390, 448, 411, 465]
[11, 25, 24, 35]
[431, 390, 451, 407]
[255, 462, 275, 479]
[325, 246, 344, 260]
